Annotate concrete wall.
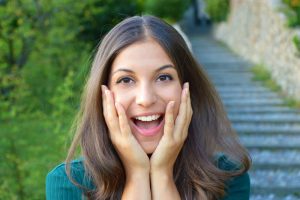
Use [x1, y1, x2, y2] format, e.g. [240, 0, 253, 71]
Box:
[213, 0, 300, 100]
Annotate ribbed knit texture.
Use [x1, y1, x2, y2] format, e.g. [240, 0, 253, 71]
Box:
[46, 155, 250, 200]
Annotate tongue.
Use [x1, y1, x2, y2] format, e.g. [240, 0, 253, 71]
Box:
[135, 119, 160, 129]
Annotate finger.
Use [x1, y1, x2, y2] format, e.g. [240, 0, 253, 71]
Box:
[183, 85, 192, 139]
[101, 85, 107, 116]
[104, 88, 120, 135]
[115, 102, 131, 137]
[163, 101, 175, 139]
[174, 83, 189, 139]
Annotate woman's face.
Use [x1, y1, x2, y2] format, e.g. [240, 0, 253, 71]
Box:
[108, 39, 182, 154]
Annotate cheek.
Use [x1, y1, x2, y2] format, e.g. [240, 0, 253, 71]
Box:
[112, 89, 132, 109]
[159, 86, 182, 116]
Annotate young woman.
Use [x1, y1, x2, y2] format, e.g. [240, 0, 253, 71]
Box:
[46, 15, 251, 200]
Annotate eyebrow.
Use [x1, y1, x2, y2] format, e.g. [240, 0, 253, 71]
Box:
[111, 64, 176, 76]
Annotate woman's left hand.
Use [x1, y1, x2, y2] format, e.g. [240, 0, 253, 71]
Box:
[150, 82, 193, 175]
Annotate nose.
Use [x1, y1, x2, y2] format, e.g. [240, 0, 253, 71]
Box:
[135, 83, 157, 107]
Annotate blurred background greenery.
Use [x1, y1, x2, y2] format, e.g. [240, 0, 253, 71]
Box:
[0, 0, 192, 199]
[4, 0, 298, 198]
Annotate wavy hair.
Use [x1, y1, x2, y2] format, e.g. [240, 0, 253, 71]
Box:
[65, 15, 251, 200]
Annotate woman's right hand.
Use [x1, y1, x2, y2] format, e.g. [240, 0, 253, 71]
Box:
[101, 85, 150, 176]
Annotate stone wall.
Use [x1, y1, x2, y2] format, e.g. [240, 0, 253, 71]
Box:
[213, 0, 300, 100]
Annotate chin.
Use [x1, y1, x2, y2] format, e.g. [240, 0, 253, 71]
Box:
[142, 142, 158, 154]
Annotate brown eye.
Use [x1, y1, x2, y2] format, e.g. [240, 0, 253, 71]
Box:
[116, 77, 134, 84]
[157, 74, 173, 82]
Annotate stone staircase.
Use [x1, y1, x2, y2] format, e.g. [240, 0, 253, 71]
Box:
[189, 34, 300, 200]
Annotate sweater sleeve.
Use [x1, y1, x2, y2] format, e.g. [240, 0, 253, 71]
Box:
[46, 160, 91, 200]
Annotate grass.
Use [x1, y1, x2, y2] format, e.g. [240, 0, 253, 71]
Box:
[251, 64, 300, 109]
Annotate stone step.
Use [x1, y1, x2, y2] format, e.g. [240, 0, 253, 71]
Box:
[192, 43, 223, 48]
[232, 123, 300, 135]
[201, 62, 252, 68]
[208, 74, 254, 79]
[190, 41, 221, 47]
[201, 64, 252, 73]
[191, 41, 226, 46]
[226, 106, 299, 114]
[194, 49, 230, 55]
[199, 60, 248, 64]
[185, 9, 300, 199]
[197, 55, 245, 62]
[209, 72, 253, 77]
[201, 62, 251, 67]
[241, 135, 300, 149]
[249, 149, 300, 170]
[211, 78, 254, 83]
[211, 76, 253, 81]
[251, 194, 300, 200]
[217, 86, 270, 93]
[196, 52, 239, 57]
[229, 113, 300, 123]
[213, 81, 260, 86]
[205, 67, 251, 71]
[223, 98, 284, 107]
[250, 169, 300, 196]
[187, 23, 300, 199]
[207, 71, 253, 75]
[220, 92, 279, 99]
[208, 72, 253, 76]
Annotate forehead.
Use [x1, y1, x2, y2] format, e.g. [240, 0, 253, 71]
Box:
[110, 39, 175, 74]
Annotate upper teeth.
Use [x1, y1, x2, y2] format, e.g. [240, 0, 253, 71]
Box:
[135, 115, 160, 122]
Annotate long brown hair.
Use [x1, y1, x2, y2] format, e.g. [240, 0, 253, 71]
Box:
[65, 15, 251, 200]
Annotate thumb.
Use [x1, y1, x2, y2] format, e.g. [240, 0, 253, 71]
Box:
[163, 101, 175, 139]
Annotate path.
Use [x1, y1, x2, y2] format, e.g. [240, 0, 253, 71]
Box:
[181, 9, 300, 200]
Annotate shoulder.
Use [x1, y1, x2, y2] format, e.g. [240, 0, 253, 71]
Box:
[215, 154, 242, 171]
[215, 154, 250, 200]
[46, 158, 94, 200]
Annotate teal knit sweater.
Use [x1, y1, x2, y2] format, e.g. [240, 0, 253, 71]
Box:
[46, 156, 250, 200]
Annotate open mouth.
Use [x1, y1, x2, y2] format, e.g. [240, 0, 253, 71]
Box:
[130, 114, 165, 136]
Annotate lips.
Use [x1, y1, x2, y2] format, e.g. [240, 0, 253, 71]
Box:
[130, 115, 164, 136]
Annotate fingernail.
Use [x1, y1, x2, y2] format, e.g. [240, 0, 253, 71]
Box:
[184, 88, 188, 96]
[105, 90, 109, 96]
[170, 101, 175, 108]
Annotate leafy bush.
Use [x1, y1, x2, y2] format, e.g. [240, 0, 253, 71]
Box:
[282, 0, 300, 27]
[293, 35, 300, 52]
[0, 116, 73, 199]
[77, 0, 143, 43]
[0, 0, 143, 119]
[144, 0, 190, 23]
[204, 0, 230, 22]
[251, 64, 300, 109]
[251, 65, 281, 92]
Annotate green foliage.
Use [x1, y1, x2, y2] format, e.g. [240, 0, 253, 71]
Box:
[0, 115, 73, 199]
[77, 0, 143, 43]
[251, 64, 281, 92]
[0, 0, 142, 119]
[280, 1, 300, 53]
[251, 64, 300, 109]
[293, 35, 300, 53]
[278, 6, 299, 27]
[284, 97, 300, 108]
[282, 0, 300, 27]
[144, 0, 190, 23]
[204, 0, 230, 22]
